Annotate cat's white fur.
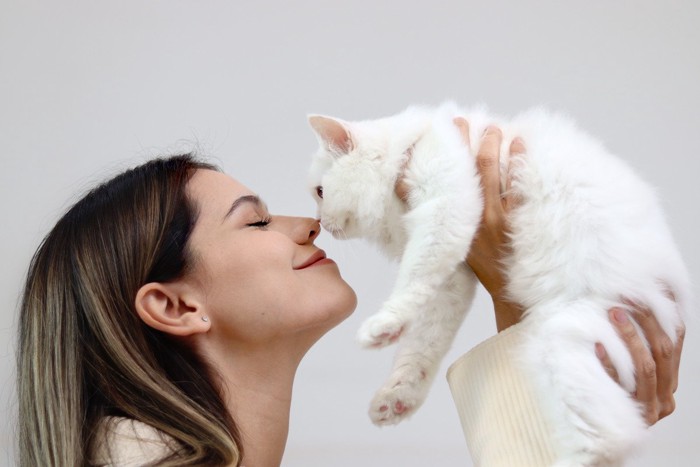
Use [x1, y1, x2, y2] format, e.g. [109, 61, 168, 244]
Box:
[307, 102, 691, 466]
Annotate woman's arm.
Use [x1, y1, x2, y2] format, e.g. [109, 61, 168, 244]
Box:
[459, 116, 684, 423]
[458, 119, 525, 332]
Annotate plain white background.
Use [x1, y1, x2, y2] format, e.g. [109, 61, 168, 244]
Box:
[1, 1, 698, 465]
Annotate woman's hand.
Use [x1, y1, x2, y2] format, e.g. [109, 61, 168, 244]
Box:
[395, 118, 685, 426]
[596, 302, 685, 426]
[455, 118, 526, 332]
[457, 118, 685, 426]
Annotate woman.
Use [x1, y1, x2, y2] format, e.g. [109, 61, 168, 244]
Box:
[17, 123, 682, 466]
[19, 154, 356, 466]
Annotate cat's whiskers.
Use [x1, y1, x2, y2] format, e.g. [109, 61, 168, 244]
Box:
[334, 226, 350, 242]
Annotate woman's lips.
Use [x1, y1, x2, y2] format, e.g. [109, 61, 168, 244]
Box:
[295, 250, 334, 269]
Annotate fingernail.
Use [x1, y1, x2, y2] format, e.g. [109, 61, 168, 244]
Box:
[512, 136, 525, 147]
[611, 307, 628, 324]
[595, 342, 606, 359]
[483, 125, 498, 136]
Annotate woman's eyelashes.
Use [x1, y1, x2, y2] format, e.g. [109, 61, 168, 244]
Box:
[247, 216, 271, 229]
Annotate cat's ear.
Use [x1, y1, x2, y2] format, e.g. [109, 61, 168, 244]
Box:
[308, 115, 355, 154]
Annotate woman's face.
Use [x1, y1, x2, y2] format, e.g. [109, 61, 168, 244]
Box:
[184, 169, 356, 348]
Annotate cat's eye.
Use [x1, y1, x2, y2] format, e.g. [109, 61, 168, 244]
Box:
[316, 186, 323, 199]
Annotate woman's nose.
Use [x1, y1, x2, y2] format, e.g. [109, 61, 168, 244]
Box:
[272, 216, 321, 244]
[306, 218, 321, 243]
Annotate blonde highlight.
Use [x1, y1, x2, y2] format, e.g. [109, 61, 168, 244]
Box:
[18, 155, 243, 466]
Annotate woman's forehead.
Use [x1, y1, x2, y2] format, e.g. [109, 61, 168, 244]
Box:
[188, 169, 257, 216]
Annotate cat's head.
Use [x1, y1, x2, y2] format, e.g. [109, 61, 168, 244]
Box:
[307, 112, 419, 240]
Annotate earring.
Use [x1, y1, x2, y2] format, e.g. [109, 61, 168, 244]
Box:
[201, 316, 209, 322]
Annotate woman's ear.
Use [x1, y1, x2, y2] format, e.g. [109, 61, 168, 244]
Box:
[135, 282, 210, 336]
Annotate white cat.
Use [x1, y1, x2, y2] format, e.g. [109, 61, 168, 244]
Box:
[307, 102, 690, 465]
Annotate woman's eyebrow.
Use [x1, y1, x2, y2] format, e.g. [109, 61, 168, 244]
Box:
[222, 195, 265, 222]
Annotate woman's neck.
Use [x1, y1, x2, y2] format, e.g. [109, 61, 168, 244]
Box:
[203, 338, 307, 467]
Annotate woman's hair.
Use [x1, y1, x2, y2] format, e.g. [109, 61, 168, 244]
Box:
[17, 154, 243, 466]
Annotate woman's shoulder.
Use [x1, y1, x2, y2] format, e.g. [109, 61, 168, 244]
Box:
[90, 416, 179, 466]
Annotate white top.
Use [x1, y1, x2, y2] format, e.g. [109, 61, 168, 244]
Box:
[90, 416, 178, 466]
[447, 323, 557, 466]
[92, 324, 554, 466]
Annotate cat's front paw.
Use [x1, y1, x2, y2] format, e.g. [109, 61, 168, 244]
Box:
[357, 312, 405, 348]
[369, 366, 429, 425]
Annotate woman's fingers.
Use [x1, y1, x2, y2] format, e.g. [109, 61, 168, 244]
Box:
[598, 291, 684, 427]
[453, 117, 471, 149]
[509, 136, 526, 156]
[505, 137, 526, 211]
[660, 287, 684, 394]
[625, 298, 683, 420]
[476, 126, 504, 215]
[609, 307, 660, 425]
[627, 301, 674, 418]
[595, 342, 620, 383]
[672, 325, 685, 393]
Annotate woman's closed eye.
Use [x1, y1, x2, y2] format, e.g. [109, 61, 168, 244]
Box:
[247, 216, 271, 229]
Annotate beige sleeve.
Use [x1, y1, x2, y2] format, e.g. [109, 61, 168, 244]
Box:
[447, 324, 557, 467]
[90, 416, 179, 466]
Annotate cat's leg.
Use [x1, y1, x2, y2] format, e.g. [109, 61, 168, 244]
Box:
[368, 265, 476, 425]
[357, 193, 481, 348]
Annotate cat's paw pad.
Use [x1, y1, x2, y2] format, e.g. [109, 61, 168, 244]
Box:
[369, 390, 415, 426]
[357, 313, 405, 348]
[368, 368, 429, 425]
